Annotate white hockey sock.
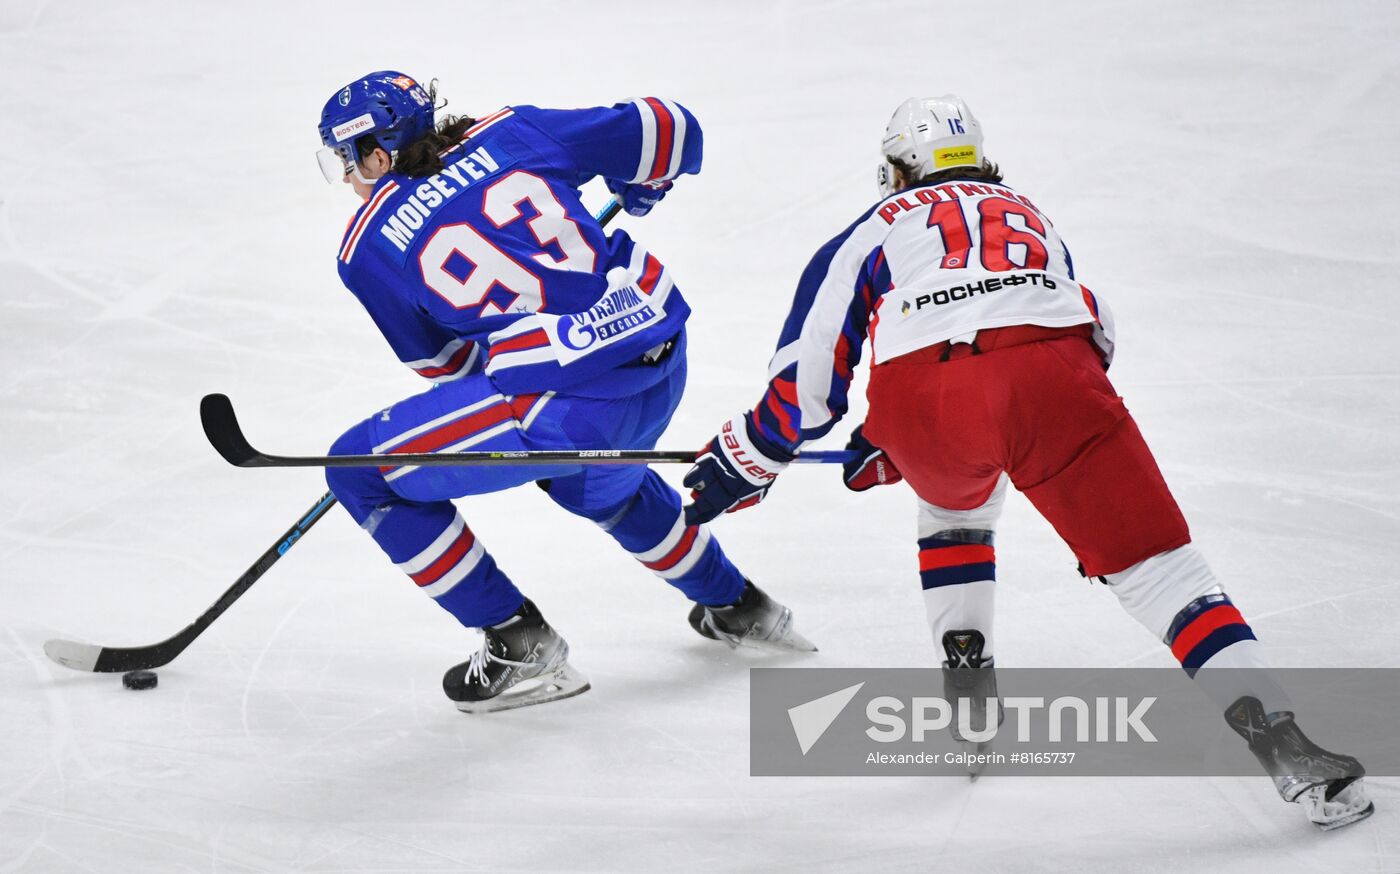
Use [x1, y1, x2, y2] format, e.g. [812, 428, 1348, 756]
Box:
[1191, 638, 1292, 716]
[1105, 545, 1290, 715]
[923, 578, 996, 659]
[916, 480, 1006, 662]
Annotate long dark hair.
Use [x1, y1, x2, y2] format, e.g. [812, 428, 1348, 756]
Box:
[394, 115, 479, 178]
[894, 158, 1004, 187]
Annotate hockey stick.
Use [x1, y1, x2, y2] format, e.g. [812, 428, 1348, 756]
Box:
[200, 392, 854, 468]
[43, 491, 338, 672]
[44, 197, 623, 674]
[595, 197, 622, 227]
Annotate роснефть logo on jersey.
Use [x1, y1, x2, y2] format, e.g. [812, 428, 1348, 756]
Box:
[902, 272, 1058, 315]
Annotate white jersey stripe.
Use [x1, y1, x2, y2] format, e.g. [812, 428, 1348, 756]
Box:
[632, 514, 686, 563]
[383, 420, 520, 483]
[659, 98, 687, 182]
[372, 394, 506, 454]
[630, 98, 658, 184]
[420, 538, 486, 599]
[484, 345, 556, 375]
[520, 391, 554, 430]
[431, 343, 480, 382]
[767, 339, 801, 379]
[650, 271, 674, 306]
[462, 108, 513, 140]
[406, 338, 469, 370]
[655, 527, 712, 580]
[488, 317, 545, 343]
[794, 215, 890, 430]
[339, 181, 399, 264]
[627, 243, 648, 278]
[395, 516, 467, 576]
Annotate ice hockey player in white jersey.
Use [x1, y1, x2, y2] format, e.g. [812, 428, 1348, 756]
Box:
[683, 95, 1373, 830]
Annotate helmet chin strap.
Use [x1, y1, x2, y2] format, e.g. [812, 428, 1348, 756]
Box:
[349, 148, 398, 187]
[876, 162, 895, 198]
[350, 164, 382, 185]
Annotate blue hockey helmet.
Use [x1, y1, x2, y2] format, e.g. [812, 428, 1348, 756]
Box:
[316, 71, 434, 183]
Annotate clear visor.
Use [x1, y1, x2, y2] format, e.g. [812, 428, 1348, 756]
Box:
[315, 144, 355, 184]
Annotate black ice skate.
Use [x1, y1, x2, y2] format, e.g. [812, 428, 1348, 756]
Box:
[442, 598, 590, 714]
[688, 581, 817, 652]
[1225, 696, 1374, 831]
[942, 629, 1003, 779]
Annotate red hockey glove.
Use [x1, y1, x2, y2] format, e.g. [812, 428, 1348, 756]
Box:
[842, 425, 903, 492]
[683, 413, 795, 525]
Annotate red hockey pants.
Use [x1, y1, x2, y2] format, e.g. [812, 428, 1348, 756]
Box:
[864, 324, 1191, 576]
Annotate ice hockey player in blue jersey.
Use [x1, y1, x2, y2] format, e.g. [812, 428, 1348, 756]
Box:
[314, 71, 814, 713]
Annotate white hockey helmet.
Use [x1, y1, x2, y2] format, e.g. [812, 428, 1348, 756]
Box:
[877, 95, 984, 197]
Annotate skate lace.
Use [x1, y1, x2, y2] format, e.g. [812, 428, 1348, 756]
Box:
[699, 608, 743, 646]
[462, 639, 532, 688]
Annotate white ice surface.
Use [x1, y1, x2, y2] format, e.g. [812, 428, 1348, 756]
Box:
[2, 1, 1398, 871]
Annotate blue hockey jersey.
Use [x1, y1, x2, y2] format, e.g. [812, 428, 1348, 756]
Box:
[335, 98, 702, 396]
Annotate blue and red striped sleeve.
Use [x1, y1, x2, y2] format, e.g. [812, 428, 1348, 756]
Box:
[513, 99, 702, 186]
[749, 206, 888, 453]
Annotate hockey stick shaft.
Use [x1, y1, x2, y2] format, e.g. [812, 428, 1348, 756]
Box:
[200, 392, 855, 469]
[595, 197, 623, 226]
[43, 492, 338, 672]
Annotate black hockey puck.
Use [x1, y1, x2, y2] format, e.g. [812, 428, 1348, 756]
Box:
[122, 670, 158, 690]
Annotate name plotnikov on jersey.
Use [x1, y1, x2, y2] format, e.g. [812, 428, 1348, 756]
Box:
[876, 183, 1045, 225]
[380, 146, 502, 253]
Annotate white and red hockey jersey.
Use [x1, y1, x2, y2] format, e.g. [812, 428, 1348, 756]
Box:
[751, 179, 1115, 450]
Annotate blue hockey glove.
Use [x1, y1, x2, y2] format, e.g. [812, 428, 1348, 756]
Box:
[683, 413, 795, 525]
[606, 178, 673, 217]
[842, 425, 903, 492]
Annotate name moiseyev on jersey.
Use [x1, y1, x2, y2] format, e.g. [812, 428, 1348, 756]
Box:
[750, 179, 1116, 452]
[335, 98, 699, 397]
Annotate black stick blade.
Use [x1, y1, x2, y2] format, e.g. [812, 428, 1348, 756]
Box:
[200, 393, 264, 467]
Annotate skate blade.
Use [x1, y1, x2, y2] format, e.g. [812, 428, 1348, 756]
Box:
[963, 741, 991, 781]
[748, 610, 818, 653]
[734, 628, 818, 653]
[1315, 802, 1374, 831]
[1301, 781, 1376, 831]
[455, 662, 591, 714]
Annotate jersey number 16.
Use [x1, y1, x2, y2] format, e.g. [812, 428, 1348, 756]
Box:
[927, 196, 1050, 272]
